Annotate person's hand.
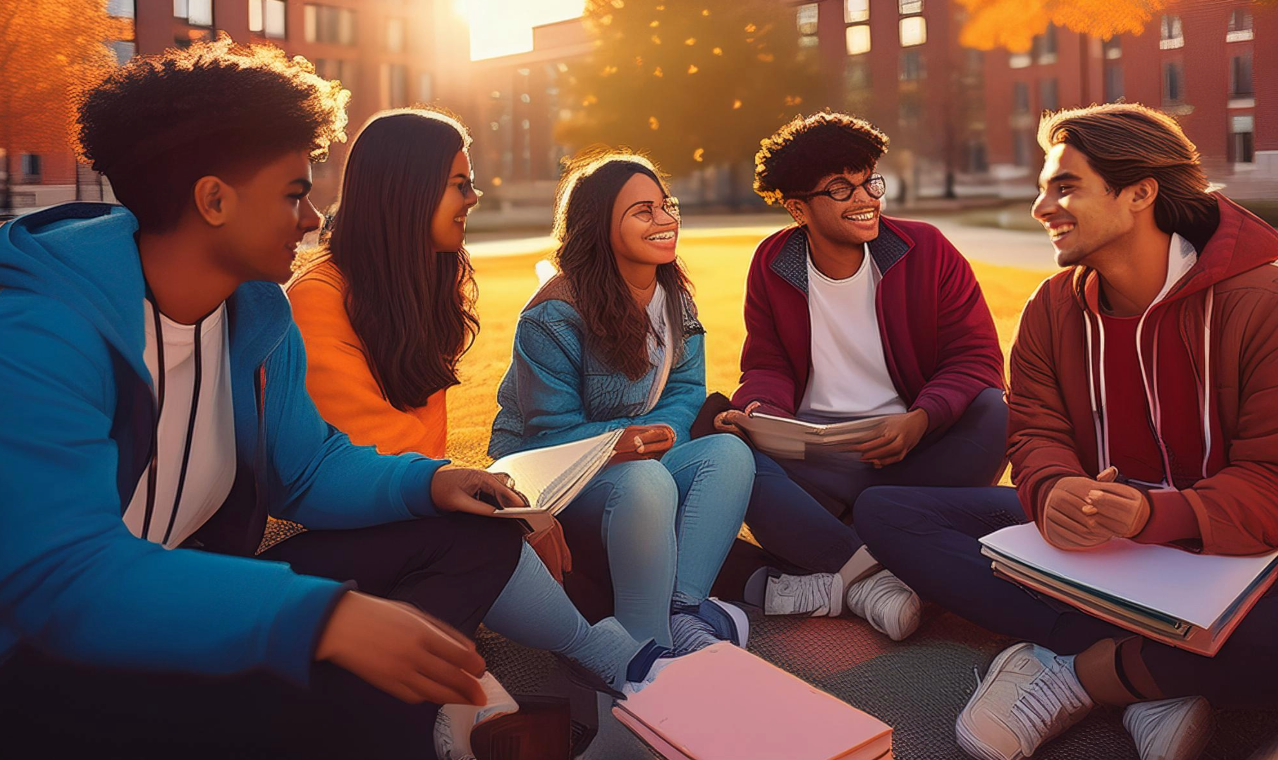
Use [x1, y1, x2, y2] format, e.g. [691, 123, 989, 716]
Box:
[1040, 467, 1149, 550]
[713, 401, 761, 440]
[431, 467, 528, 516]
[610, 424, 676, 464]
[315, 590, 487, 706]
[847, 409, 929, 468]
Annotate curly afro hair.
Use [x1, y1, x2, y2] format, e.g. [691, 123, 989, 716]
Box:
[753, 112, 889, 206]
[73, 34, 349, 231]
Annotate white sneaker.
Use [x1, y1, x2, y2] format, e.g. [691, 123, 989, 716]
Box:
[763, 572, 843, 617]
[956, 643, 1094, 760]
[1123, 696, 1213, 760]
[844, 569, 921, 641]
[433, 672, 519, 760]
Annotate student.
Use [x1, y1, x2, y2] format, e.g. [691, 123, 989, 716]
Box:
[854, 103, 1278, 760]
[489, 150, 755, 655]
[0, 41, 655, 758]
[288, 107, 680, 701]
[713, 112, 1007, 636]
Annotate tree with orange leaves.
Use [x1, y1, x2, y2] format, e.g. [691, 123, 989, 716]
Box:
[958, 0, 1278, 51]
[0, 0, 117, 213]
[558, 0, 819, 194]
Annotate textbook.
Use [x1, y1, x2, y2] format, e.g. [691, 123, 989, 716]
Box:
[484, 429, 625, 516]
[735, 412, 885, 460]
[613, 643, 893, 760]
[980, 524, 1278, 656]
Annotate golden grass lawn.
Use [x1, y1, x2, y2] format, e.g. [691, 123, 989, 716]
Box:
[446, 233, 1054, 470]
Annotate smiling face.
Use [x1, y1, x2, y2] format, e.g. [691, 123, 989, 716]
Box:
[789, 167, 882, 250]
[214, 149, 323, 284]
[1032, 143, 1142, 269]
[609, 172, 679, 269]
[430, 149, 481, 253]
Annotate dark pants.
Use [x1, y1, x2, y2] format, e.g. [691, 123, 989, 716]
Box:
[0, 515, 525, 758]
[720, 388, 1008, 594]
[855, 485, 1278, 709]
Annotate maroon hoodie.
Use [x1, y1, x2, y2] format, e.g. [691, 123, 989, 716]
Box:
[731, 218, 1004, 437]
[1009, 195, 1278, 555]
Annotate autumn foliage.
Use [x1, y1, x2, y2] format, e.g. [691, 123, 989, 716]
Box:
[557, 0, 820, 177]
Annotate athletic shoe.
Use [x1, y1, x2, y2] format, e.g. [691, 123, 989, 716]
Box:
[1123, 696, 1213, 760]
[433, 672, 519, 760]
[759, 570, 844, 617]
[670, 597, 750, 656]
[956, 642, 1094, 760]
[844, 569, 922, 641]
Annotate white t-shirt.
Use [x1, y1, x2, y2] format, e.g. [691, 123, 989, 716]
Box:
[798, 241, 909, 420]
[123, 301, 237, 549]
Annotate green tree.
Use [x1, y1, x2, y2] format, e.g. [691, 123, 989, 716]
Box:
[557, 0, 820, 188]
[0, 0, 117, 214]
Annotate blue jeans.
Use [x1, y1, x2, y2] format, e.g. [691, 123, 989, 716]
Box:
[855, 486, 1278, 709]
[745, 387, 1008, 575]
[557, 434, 755, 648]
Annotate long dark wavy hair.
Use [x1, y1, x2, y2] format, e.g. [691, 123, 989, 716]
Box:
[553, 150, 694, 380]
[313, 108, 479, 410]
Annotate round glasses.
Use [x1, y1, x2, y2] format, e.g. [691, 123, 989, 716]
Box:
[788, 174, 887, 203]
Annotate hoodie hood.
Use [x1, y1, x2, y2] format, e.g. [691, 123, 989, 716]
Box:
[1071, 193, 1278, 310]
[0, 202, 292, 385]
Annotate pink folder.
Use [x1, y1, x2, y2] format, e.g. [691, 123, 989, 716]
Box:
[612, 643, 892, 760]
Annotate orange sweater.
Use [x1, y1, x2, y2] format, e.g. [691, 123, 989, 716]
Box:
[287, 259, 448, 459]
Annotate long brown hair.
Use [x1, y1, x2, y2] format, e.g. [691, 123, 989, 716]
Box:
[553, 150, 694, 380]
[1038, 103, 1218, 238]
[314, 108, 479, 410]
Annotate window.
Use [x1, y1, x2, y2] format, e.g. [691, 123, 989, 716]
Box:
[1104, 63, 1124, 102]
[1160, 15, 1183, 50]
[250, 1, 287, 38]
[19, 154, 42, 179]
[1034, 25, 1058, 64]
[305, 4, 357, 45]
[1228, 10, 1254, 42]
[1013, 81, 1030, 114]
[1009, 52, 1031, 69]
[899, 95, 923, 126]
[385, 64, 408, 108]
[314, 58, 356, 86]
[900, 50, 925, 81]
[108, 0, 135, 18]
[1231, 55, 1254, 98]
[846, 25, 871, 55]
[1013, 131, 1032, 167]
[899, 16, 926, 47]
[387, 17, 406, 52]
[845, 57, 871, 89]
[1232, 115, 1255, 163]
[797, 4, 819, 48]
[1163, 61, 1184, 103]
[844, 0, 868, 24]
[174, 0, 213, 26]
[111, 40, 137, 64]
[899, 0, 923, 14]
[1040, 77, 1059, 111]
[964, 49, 984, 84]
[1103, 37, 1122, 60]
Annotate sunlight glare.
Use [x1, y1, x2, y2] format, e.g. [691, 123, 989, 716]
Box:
[461, 0, 586, 60]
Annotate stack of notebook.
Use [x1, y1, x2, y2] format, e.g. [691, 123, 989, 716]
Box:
[613, 643, 893, 760]
[980, 524, 1278, 656]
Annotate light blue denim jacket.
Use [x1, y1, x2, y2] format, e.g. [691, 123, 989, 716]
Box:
[488, 281, 707, 459]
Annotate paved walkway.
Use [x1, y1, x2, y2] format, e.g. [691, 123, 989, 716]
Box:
[466, 211, 1059, 271]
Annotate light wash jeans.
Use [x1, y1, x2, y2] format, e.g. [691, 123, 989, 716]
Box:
[556, 434, 756, 648]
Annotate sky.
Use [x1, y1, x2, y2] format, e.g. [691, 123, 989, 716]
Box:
[461, 0, 587, 60]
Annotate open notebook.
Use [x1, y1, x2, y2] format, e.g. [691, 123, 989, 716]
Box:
[981, 524, 1278, 656]
[736, 412, 885, 460]
[613, 643, 892, 760]
[484, 429, 625, 517]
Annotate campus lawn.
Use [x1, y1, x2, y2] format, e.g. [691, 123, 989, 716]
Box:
[445, 233, 1055, 472]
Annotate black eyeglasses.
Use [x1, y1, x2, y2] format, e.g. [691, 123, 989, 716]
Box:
[788, 174, 887, 203]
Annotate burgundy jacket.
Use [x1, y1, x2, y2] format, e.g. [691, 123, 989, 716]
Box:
[731, 219, 1005, 437]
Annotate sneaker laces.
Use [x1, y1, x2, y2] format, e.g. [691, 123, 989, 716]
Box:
[767, 573, 837, 616]
[1005, 655, 1090, 750]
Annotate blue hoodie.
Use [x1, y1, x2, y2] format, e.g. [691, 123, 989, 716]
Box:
[0, 203, 447, 686]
